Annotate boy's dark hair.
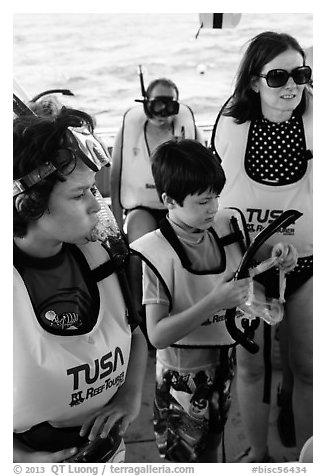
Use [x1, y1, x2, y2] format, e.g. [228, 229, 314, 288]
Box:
[13, 107, 94, 237]
[225, 31, 308, 123]
[151, 139, 226, 205]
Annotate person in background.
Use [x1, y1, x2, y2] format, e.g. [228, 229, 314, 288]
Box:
[13, 107, 147, 463]
[110, 75, 204, 335]
[211, 31, 312, 462]
[131, 138, 296, 462]
[28, 94, 63, 116]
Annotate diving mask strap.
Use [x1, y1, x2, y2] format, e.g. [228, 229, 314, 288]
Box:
[13, 162, 57, 197]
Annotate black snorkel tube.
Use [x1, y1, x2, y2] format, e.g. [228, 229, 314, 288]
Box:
[13, 93, 37, 117]
[134, 65, 148, 105]
[31, 88, 74, 102]
[138, 65, 147, 100]
[134, 65, 153, 118]
[226, 209, 303, 354]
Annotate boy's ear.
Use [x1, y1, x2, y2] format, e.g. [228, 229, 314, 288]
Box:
[161, 192, 176, 209]
[14, 193, 28, 213]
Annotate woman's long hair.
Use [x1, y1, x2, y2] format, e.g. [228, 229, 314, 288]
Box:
[224, 31, 308, 123]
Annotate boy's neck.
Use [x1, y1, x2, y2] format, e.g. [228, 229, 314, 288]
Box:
[14, 235, 63, 258]
[167, 214, 204, 235]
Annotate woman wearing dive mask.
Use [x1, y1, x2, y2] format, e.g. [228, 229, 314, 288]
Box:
[110, 77, 204, 338]
[211, 31, 312, 462]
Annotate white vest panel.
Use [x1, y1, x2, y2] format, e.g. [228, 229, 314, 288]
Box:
[120, 105, 197, 210]
[14, 242, 131, 433]
[131, 209, 245, 347]
[213, 101, 312, 258]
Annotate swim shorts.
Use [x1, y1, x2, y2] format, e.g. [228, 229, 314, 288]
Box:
[153, 346, 235, 462]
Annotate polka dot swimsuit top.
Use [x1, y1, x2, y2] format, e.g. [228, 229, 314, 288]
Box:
[246, 114, 312, 289]
[245, 114, 308, 186]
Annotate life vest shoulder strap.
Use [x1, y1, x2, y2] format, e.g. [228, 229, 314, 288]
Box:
[91, 260, 116, 282]
[209, 96, 233, 157]
[223, 207, 251, 253]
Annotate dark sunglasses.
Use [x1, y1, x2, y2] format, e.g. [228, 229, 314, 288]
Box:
[257, 65, 312, 88]
[147, 96, 180, 117]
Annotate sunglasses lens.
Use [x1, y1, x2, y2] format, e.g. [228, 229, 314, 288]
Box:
[266, 67, 312, 88]
[293, 66, 312, 84]
[266, 70, 288, 88]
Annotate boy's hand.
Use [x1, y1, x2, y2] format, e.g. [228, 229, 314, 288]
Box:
[272, 242, 298, 273]
[211, 271, 251, 310]
[79, 385, 141, 442]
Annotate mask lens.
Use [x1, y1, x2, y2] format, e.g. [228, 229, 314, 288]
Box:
[150, 99, 166, 115]
[147, 97, 179, 117]
[165, 101, 179, 115]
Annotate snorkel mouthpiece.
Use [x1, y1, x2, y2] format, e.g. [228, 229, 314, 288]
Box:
[90, 187, 129, 267]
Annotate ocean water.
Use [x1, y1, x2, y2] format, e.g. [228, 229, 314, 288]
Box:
[13, 13, 313, 132]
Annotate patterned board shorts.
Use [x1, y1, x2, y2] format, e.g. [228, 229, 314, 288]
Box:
[153, 346, 236, 462]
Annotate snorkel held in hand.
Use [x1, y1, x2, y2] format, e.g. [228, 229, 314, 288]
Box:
[134, 65, 180, 118]
[226, 209, 303, 354]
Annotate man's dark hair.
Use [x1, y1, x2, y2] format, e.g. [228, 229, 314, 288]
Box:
[146, 78, 179, 99]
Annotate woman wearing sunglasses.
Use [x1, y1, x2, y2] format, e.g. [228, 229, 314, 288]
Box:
[110, 77, 204, 336]
[211, 31, 312, 462]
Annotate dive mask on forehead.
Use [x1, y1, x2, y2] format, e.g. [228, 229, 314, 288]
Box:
[13, 127, 111, 197]
[67, 126, 111, 172]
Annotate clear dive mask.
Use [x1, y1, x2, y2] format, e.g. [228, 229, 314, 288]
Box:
[238, 294, 284, 326]
[66, 126, 111, 172]
[237, 256, 287, 326]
